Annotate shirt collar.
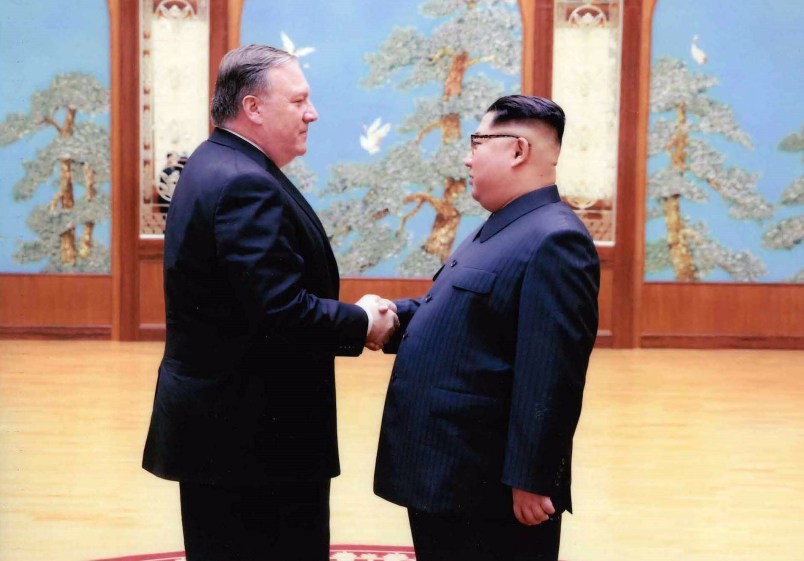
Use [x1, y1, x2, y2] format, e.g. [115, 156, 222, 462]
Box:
[219, 127, 267, 156]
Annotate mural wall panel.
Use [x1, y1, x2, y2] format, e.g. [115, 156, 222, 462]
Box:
[552, 0, 621, 245]
[241, 0, 523, 277]
[647, 0, 803, 283]
[0, 1, 111, 273]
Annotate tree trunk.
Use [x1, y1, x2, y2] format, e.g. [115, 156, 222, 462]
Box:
[62, 107, 76, 138]
[58, 158, 76, 265]
[59, 159, 75, 209]
[662, 104, 696, 281]
[424, 177, 465, 262]
[79, 164, 96, 259]
[443, 52, 468, 103]
[61, 227, 77, 267]
[669, 104, 687, 171]
[57, 108, 77, 265]
[79, 223, 94, 259]
[662, 195, 697, 281]
[422, 52, 469, 261]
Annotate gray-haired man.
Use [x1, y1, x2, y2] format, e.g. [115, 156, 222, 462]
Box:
[142, 44, 397, 561]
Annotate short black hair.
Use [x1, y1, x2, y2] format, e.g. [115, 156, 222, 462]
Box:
[486, 95, 566, 145]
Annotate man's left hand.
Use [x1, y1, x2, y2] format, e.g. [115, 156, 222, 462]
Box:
[512, 488, 555, 526]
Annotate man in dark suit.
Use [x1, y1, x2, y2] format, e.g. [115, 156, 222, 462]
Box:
[142, 44, 398, 561]
[374, 95, 600, 561]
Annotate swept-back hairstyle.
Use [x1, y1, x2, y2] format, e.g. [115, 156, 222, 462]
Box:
[486, 95, 566, 145]
[210, 44, 295, 126]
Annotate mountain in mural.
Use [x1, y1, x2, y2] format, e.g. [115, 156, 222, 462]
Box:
[316, 0, 521, 277]
[646, 57, 773, 282]
[763, 125, 804, 282]
[0, 72, 110, 272]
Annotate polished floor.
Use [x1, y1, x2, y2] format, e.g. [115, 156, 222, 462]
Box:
[1, 341, 802, 561]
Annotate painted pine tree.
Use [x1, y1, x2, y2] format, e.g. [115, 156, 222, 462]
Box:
[320, 0, 520, 276]
[762, 126, 803, 282]
[0, 72, 110, 272]
[646, 57, 773, 282]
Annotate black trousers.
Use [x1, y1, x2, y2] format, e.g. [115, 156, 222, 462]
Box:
[179, 480, 330, 561]
[408, 509, 562, 561]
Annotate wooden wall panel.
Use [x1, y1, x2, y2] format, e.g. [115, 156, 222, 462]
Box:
[527, 0, 554, 97]
[138, 260, 164, 326]
[109, 0, 140, 340]
[641, 283, 804, 348]
[610, 0, 652, 347]
[0, 275, 111, 338]
[598, 265, 613, 343]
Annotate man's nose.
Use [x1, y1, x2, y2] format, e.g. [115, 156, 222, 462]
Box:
[463, 153, 472, 167]
[304, 101, 318, 122]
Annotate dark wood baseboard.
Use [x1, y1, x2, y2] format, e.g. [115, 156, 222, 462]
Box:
[641, 334, 804, 350]
[594, 330, 613, 348]
[138, 323, 167, 341]
[0, 325, 111, 340]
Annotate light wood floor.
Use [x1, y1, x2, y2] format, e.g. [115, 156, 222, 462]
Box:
[1, 341, 802, 561]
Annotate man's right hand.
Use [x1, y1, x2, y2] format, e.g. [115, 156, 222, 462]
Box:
[355, 294, 399, 351]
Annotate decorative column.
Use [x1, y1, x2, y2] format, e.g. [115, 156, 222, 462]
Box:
[551, 0, 622, 244]
[139, 0, 210, 237]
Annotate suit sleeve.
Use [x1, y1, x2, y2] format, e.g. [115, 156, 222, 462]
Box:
[214, 171, 367, 356]
[501, 229, 600, 498]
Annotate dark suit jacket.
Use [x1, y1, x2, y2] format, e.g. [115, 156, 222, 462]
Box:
[374, 185, 599, 519]
[143, 128, 367, 484]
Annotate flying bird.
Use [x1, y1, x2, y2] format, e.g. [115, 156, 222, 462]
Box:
[691, 35, 707, 65]
[360, 117, 391, 155]
[281, 32, 315, 58]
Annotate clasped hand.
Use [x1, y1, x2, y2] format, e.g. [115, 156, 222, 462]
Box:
[355, 294, 399, 351]
[512, 488, 555, 526]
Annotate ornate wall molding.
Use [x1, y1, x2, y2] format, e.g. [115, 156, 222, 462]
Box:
[552, 0, 622, 244]
[139, 0, 210, 236]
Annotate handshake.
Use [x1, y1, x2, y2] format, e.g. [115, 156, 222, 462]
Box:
[355, 294, 399, 352]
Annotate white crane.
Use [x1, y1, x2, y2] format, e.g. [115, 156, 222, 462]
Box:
[280, 32, 315, 59]
[691, 35, 708, 65]
[360, 118, 391, 155]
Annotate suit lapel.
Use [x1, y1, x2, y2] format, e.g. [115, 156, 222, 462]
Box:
[264, 159, 330, 243]
[209, 128, 331, 243]
[208, 128, 340, 289]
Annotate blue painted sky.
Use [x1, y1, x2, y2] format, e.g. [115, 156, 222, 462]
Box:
[241, 0, 521, 276]
[0, 0, 110, 272]
[647, 0, 803, 282]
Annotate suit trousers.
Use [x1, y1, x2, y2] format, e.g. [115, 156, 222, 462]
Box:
[179, 480, 330, 561]
[408, 509, 561, 561]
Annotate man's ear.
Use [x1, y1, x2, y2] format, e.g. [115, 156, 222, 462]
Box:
[241, 95, 262, 124]
[511, 137, 530, 168]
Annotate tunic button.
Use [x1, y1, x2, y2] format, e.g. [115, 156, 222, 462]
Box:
[402, 332, 409, 340]
[424, 295, 432, 303]
[449, 260, 457, 267]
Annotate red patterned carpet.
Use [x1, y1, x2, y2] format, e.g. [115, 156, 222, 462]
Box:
[91, 545, 417, 561]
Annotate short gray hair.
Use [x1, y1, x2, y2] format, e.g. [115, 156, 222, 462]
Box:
[210, 44, 295, 126]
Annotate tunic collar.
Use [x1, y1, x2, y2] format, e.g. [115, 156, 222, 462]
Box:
[478, 184, 561, 242]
